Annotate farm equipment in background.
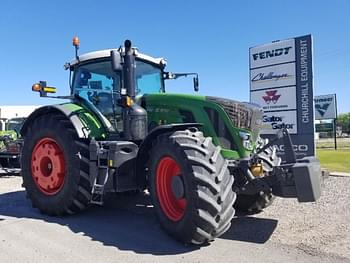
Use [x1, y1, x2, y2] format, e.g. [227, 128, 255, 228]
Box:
[20, 38, 322, 245]
[0, 117, 25, 173]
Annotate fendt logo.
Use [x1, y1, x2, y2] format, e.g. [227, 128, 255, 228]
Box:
[262, 90, 281, 104]
[252, 47, 292, 61]
[315, 103, 330, 117]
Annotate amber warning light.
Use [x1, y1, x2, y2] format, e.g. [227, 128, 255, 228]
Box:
[72, 36, 80, 47]
[32, 81, 57, 97]
[72, 36, 80, 60]
[32, 83, 41, 92]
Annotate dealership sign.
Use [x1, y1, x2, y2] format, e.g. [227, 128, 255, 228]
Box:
[314, 94, 337, 120]
[250, 35, 315, 159]
[261, 111, 298, 134]
[315, 123, 333, 132]
[250, 87, 296, 111]
[250, 62, 296, 90]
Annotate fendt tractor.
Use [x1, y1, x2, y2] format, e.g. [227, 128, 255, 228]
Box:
[20, 38, 322, 245]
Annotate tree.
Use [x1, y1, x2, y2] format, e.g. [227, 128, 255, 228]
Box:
[337, 113, 350, 134]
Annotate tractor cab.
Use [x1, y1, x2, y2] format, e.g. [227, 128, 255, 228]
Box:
[67, 43, 166, 135]
[69, 49, 166, 97]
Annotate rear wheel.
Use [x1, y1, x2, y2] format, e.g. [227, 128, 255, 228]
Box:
[234, 141, 281, 213]
[148, 129, 236, 244]
[21, 113, 91, 215]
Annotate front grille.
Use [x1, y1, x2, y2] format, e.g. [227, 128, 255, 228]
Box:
[207, 96, 261, 130]
[204, 107, 236, 150]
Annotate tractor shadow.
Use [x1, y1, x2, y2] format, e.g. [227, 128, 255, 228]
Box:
[220, 212, 278, 244]
[0, 190, 277, 254]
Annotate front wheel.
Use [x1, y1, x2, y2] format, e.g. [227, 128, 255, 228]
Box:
[148, 129, 236, 244]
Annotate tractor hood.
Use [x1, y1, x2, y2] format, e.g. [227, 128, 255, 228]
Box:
[142, 93, 264, 158]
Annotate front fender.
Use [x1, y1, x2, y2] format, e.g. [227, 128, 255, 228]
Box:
[20, 103, 107, 139]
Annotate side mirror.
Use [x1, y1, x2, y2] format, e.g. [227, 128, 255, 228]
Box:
[193, 75, 199, 92]
[111, 50, 122, 72]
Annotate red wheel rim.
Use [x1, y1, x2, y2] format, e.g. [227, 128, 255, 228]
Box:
[156, 157, 187, 221]
[31, 137, 66, 195]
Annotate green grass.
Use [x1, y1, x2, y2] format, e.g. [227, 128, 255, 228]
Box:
[316, 149, 350, 173]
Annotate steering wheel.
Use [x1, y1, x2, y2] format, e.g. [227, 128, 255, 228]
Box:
[94, 92, 114, 115]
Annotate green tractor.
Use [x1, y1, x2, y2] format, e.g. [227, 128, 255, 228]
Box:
[0, 117, 25, 171]
[20, 38, 322, 245]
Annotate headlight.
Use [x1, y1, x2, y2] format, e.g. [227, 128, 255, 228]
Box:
[239, 131, 253, 150]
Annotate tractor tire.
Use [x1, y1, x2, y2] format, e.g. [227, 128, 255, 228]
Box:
[148, 128, 236, 245]
[234, 142, 281, 214]
[21, 113, 91, 215]
[256, 138, 281, 173]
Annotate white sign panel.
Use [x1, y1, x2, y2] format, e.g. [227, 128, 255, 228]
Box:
[251, 87, 296, 111]
[261, 111, 298, 134]
[314, 94, 337, 120]
[250, 63, 296, 90]
[250, 39, 295, 69]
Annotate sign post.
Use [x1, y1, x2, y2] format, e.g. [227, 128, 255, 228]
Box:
[249, 35, 315, 160]
[334, 94, 338, 150]
[334, 118, 337, 150]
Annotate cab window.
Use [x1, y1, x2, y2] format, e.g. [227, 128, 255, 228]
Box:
[72, 61, 122, 131]
[136, 61, 163, 95]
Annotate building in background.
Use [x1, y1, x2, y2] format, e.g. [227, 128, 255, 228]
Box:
[0, 106, 39, 131]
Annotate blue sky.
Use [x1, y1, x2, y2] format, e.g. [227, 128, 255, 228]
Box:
[1, 0, 349, 113]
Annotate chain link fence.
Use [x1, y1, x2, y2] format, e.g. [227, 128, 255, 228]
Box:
[316, 137, 350, 149]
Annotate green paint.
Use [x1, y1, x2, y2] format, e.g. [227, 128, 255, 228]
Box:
[144, 93, 253, 159]
[60, 103, 107, 139]
[221, 148, 241, 159]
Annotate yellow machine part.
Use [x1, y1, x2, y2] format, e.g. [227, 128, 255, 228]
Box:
[250, 164, 264, 177]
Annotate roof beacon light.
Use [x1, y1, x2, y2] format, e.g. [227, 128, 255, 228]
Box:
[72, 36, 80, 61]
[72, 36, 80, 47]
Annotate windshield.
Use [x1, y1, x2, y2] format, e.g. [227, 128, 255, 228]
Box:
[71, 59, 163, 132]
[72, 60, 163, 97]
[7, 118, 26, 134]
[136, 61, 163, 95]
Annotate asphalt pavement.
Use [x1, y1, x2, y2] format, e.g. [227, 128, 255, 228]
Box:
[0, 174, 349, 263]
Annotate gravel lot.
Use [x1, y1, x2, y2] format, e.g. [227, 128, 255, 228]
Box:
[257, 175, 350, 258]
[0, 173, 349, 262]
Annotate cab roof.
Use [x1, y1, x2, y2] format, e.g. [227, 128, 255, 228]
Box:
[69, 48, 166, 67]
